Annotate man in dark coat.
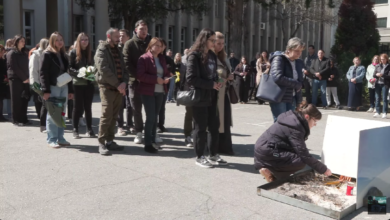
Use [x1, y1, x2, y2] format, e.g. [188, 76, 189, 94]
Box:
[303, 45, 317, 104]
[229, 52, 239, 72]
[309, 49, 330, 108]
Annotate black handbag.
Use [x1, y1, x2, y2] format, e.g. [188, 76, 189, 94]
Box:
[176, 88, 200, 106]
[256, 72, 286, 103]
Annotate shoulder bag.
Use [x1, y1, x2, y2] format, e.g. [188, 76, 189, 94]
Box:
[256, 71, 286, 103]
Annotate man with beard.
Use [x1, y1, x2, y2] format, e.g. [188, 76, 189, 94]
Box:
[123, 20, 152, 144]
[95, 28, 129, 155]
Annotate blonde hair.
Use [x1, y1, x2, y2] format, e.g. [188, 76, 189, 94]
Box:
[215, 31, 228, 68]
[46, 32, 66, 54]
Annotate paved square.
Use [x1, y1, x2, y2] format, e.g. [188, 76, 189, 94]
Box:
[1, 96, 389, 219]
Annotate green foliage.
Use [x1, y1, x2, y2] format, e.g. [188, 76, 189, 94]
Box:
[330, 0, 380, 105]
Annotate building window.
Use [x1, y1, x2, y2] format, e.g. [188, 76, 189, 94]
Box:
[377, 17, 387, 28]
[155, 25, 162, 38]
[23, 10, 34, 47]
[374, 0, 388, 4]
[73, 15, 84, 41]
[215, 0, 219, 17]
[91, 16, 96, 50]
[193, 28, 198, 42]
[181, 27, 186, 53]
[380, 43, 390, 56]
[168, 26, 174, 50]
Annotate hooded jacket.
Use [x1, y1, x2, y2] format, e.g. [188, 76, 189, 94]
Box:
[123, 31, 152, 85]
[269, 51, 303, 103]
[29, 48, 44, 85]
[254, 110, 327, 174]
[94, 41, 129, 89]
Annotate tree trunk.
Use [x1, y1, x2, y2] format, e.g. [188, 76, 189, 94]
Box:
[227, 0, 244, 58]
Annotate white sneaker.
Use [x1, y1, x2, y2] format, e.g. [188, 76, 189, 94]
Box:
[382, 113, 387, 119]
[152, 143, 162, 150]
[48, 142, 60, 148]
[367, 108, 374, 113]
[134, 132, 143, 144]
[373, 109, 377, 113]
[373, 113, 380, 118]
[79, 117, 86, 127]
[116, 128, 127, 136]
[185, 136, 193, 147]
[155, 134, 163, 143]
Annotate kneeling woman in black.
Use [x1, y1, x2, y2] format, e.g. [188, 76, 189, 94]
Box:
[254, 101, 332, 182]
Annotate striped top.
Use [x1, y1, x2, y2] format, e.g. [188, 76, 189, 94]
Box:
[109, 45, 123, 82]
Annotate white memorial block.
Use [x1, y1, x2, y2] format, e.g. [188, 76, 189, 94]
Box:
[322, 115, 390, 209]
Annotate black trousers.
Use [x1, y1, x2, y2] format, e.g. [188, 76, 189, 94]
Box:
[348, 82, 362, 108]
[184, 106, 193, 137]
[72, 84, 94, 130]
[158, 93, 167, 128]
[238, 76, 249, 102]
[369, 88, 375, 108]
[32, 90, 42, 119]
[129, 83, 144, 133]
[67, 99, 73, 119]
[192, 93, 219, 158]
[117, 88, 134, 128]
[40, 99, 47, 127]
[303, 78, 312, 104]
[9, 79, 29, 124]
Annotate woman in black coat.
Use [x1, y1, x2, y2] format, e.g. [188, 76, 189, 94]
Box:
[373, 53, 390, 119]
[0, 45, 8, 122]
[234, 56, 251, 104]
[6, 35, 30, 126]
[254, 102, 332, 182]
[186, 28, 227, 168]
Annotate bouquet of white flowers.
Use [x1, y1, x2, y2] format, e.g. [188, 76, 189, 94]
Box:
[77, 66, 96, 81]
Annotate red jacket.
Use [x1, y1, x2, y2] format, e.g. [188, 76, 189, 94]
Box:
[136, 51, 170, 96]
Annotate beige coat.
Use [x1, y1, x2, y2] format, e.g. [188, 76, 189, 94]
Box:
[217, 58, 233, 133]
[256, 59, 270, 85]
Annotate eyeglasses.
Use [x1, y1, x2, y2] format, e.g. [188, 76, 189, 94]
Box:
[80, 39, 89, 42]
[208, 39, 217, 43]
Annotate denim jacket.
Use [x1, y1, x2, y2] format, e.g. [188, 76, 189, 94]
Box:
[346, 65, 365, 83]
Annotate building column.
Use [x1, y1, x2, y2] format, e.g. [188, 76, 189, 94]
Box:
[149, 21, 156, 38]
[95, 0, 110, 48]
[162, 17, 169, 47]
[186, 14, 193, 48]
[249, 0, 254, 59]
[174, 11, 182, 53]
[4, 0, 22, 41]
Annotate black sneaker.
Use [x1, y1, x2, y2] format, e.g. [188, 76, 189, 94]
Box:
[336, 105, 342, 110]
[106, 141, 124, 151]
[144, 144, 158, 153]
[152, 143, 162, 150]
[195, 156, 214, 168]
[86, 130, 96, 138]
[99, 143, 111, 156]
[73, 130, 80, 139]
[157, 126, 167, 133]
[207, 154, 228, 166]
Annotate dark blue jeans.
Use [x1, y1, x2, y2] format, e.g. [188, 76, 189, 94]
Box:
[375, 84, 389, 114]
[141, 93, 164, 146]
[312, 79, 327, 106]
[269, 97, 296, 122]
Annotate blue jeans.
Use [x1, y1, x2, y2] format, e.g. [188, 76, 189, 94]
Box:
[46, 85, 68, 144]
[375, 84, 389, 114]
[312, 79, 327, 106]
[141, 93, 164, 146]
[166, 78, 175, 101]
[270, 97, 296, 122]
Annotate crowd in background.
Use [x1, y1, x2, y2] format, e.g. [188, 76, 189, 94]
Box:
[1, 20, 390, 169]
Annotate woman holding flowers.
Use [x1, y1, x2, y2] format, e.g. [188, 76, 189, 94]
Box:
[69, 33, 95, 138]
[40, 32, 74, 148]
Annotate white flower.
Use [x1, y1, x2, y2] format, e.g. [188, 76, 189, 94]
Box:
[86, 66, 95, 74]
[77, 67, 86, 78]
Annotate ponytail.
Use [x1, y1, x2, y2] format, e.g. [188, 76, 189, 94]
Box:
[296, 101, 322, 120]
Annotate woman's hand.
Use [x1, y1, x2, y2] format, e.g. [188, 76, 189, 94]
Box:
[213, 82, 222, 90]
[227, 74, 234, 81]
[163, 77, 170, 84]
[43, 93, 50, 100]
[68, 93, 74, 100]
[157, 77, 164, 85]
[23, 79, 29, 84]
[376, 73, 382, 77]
[324, 169, 332, 177]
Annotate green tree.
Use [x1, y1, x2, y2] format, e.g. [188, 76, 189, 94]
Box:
[330, 0, 380, 105]
[75, 0, 208, 31]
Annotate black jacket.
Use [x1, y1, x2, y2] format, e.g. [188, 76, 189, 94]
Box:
[40, 51, 73, 94]
[269, 52, 303, 103]
[0, 58, 7, 98]
[309, 57, 330, 81]
[229, 57, 239, 72]
[186, 51, 218, 106]
[6, 49, 29, 81]
[374, 64, 390, 87]
[326, 67, 339, 87]
[254, 110, 327, 174]
[68, 49, 95, 85]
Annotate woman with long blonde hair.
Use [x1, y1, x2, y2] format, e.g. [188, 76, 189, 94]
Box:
[40, 32, 74, 148]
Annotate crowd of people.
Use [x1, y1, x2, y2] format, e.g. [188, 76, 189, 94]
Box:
[1, 20, 389, 175]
